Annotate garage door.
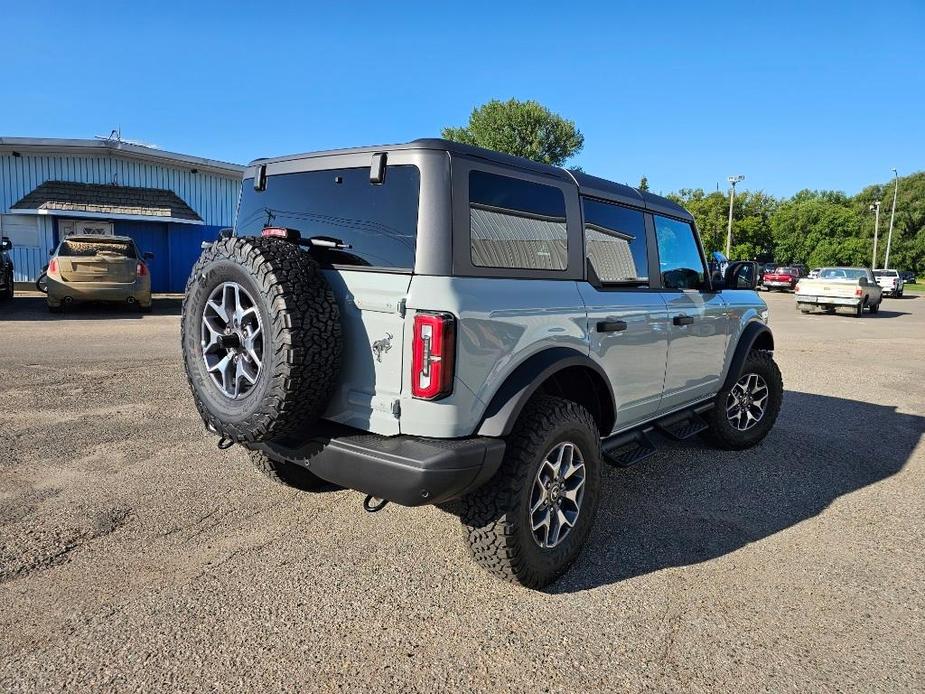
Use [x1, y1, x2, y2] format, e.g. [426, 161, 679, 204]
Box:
[116, 222, 170, 293]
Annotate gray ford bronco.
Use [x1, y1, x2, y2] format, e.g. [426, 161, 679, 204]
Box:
[181, 139, 781, 588]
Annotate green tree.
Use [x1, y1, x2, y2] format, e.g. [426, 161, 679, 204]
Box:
[638, 176, 649, 192]
[442, 99, 584, 166]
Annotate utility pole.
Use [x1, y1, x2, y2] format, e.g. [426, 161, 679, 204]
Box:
[884, 168, 899, 269]
[870, 201, 881, 269]
[725, 175, 745, 257]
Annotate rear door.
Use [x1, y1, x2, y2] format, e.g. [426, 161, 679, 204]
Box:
[577, 198, 668, 431]
[235, 162, 422, 435]
[652, 214, 730, 412]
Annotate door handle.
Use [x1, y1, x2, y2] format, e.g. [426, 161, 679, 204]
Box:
[673, 314, 694, 326]
[597, 320, 628, 333]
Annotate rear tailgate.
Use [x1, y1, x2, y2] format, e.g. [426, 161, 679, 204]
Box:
[322, 269, 410, 436]
[796, 278, 860, 299]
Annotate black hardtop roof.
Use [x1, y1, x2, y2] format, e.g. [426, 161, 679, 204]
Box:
[250, 138, 692, 221]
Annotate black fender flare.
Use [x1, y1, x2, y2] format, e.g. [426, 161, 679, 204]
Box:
[722, 321, 774, 390]
[476, 347, 615, 438]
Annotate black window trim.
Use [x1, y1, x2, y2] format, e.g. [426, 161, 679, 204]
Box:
[451, 157, 584, 281]
[579, 195, 658, 291]
[649, 211, 716, 294]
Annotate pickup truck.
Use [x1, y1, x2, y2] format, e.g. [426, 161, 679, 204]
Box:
[873, 269, 904, 297]
[795, 267, 882, 317]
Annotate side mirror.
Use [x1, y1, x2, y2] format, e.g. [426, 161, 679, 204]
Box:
[0, 237, 11, 252]
[724, 261, 758, 290]
[143, 251, 155, 260]
[710, 270, 725, 290]
[218, 228, 233, 240]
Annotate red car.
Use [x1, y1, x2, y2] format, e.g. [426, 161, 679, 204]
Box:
[762, 266, 801, 291]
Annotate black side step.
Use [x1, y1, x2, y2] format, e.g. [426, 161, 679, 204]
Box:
[601, 401, 715, 468]
[656, 413, 709, 441]
[602, 427, 657, 468]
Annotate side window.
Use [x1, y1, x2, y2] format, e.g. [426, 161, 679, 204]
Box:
[582, 198, 648, 283]
[469, 170, 567, 270]
[653, 215, 706, 289]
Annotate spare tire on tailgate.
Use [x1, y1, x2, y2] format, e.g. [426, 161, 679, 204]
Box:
[181, 236, 342, 444]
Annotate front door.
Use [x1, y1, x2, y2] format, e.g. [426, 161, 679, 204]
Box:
[652, 214, 730, 412]
[578, 199, 669, 433]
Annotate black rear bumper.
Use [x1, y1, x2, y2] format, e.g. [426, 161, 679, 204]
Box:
[253, 426, 506, 507]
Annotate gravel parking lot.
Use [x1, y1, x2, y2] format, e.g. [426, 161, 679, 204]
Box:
[1, 290, 923, 692]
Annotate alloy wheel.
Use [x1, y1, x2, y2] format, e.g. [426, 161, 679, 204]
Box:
[725, 372, 769, 431]
[201, 282, 263, 399]
[529, 441, 586, 549]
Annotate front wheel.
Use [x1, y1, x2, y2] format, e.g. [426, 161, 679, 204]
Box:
[460, 395, 602, 589]
[704, 350, 783, 450]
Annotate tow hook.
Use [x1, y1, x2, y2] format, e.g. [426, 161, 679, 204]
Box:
[216, 435, 235, 450]
[363, 495, 389, 513]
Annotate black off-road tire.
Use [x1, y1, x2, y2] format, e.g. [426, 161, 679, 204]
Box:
[460, 395, 602, 589]
[854, 299, 865, 317]
[704, 349, 783, 450]
[182, 237, 342, 444]
[1, 272, 12, 300]
[247, 446, 325, 491]
[869, 300, 880, 314]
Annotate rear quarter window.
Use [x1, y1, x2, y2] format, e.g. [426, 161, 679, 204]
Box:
[468, 170, 568, 271]
[235, 166, 420, 270]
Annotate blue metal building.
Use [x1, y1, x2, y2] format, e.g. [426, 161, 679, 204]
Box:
[0, 136, 244, 292]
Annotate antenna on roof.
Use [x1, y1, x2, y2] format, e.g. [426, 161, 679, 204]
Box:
[94, 127, 160, 149]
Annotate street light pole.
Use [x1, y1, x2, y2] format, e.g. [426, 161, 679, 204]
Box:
[870, 201, 881, 269]
[884, 168, 899, 269]
[725, 175, 745, 258]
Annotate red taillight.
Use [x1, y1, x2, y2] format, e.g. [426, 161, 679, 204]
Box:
[855, 287, 863, 297]
[411, 312, 455, 400]
[261, 226, 301, 242]
[48, 258, 59, 276]
[795, 282, 801, 293]
[136, 262, 148, 277]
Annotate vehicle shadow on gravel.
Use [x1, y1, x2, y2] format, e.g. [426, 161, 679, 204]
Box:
[0, 296, 182, 320]
[549, 390, 923, 594]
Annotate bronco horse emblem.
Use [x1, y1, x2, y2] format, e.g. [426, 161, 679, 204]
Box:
[372, 332, 393, 363]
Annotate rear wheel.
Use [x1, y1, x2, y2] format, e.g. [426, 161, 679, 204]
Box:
[869, 300, 880, 314]
[1, 269, 12, 300]
[461, 395, 602, 589]
[704, 350, 783, 450]
[854, 300, 865, 317]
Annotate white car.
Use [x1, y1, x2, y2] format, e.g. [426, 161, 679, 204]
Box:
[873, 269, 904, 297]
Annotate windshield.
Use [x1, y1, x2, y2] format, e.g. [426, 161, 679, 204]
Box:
[774, 267, 796, 274]
[819, 268, 866, 279]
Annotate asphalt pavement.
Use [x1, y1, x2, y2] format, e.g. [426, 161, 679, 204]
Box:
[1, 290, 923, 692]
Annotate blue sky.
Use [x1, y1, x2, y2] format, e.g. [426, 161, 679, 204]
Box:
[4, 1, 923, 197]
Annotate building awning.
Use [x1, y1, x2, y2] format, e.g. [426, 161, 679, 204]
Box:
[10, 181, 204, 224]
